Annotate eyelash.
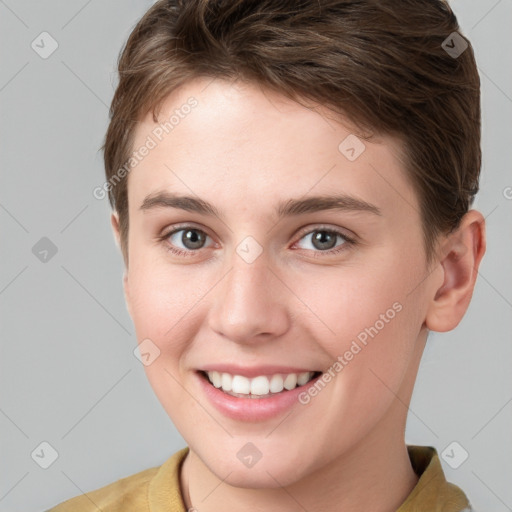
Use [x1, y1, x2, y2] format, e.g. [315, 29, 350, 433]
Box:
[158, 224, 356, 259]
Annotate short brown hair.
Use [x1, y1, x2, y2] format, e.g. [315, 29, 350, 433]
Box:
[102, 0, 481, 267]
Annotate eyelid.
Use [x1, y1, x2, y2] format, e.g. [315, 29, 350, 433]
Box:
[159, 222, 357, 257]
[162, 222, 212, 239]
[293, 223, 356, 242]
[161, 223, 355, 243]
[162, 223, 217, 247]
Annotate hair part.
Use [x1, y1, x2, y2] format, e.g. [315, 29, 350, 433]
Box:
[102, 0, 481, 268]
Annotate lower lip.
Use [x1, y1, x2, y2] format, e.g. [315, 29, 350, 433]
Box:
[196, 371, 321, 422]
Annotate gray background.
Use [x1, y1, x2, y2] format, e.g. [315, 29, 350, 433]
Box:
[0, 1, 511, 510]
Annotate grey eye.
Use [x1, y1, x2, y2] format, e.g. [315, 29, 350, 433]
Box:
[297, 230, 346, 251]
[169, 228, 210, 250]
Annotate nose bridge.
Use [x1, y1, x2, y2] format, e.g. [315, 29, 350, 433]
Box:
[208, 246, 290, 343]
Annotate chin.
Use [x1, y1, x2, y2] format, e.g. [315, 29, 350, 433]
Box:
[201, 449, 309, 489]
[223, 467, 302, 490]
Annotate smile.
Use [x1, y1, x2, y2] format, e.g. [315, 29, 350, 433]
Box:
[202, 370, 322, 398]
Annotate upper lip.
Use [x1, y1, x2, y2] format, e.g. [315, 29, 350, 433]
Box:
[198, 364, 321, 378]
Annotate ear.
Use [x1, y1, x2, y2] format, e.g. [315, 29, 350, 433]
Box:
[111, 212, 132, 317]
[425, 209, 486, 332]
[110, 212, 122, 248]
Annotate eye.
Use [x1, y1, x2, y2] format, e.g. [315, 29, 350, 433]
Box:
[159, 224, 356, 258]
[293, 227, 355, 256]
[160, 226, 214, 257]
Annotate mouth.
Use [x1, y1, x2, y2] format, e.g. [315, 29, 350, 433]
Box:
[198, 369, 323, 399]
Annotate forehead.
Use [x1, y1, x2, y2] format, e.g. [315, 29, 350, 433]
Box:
[127, 77, 418, 220]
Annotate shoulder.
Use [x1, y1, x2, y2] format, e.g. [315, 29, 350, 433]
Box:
[45, 447, 189, 512]
[45, 465, 158, 512]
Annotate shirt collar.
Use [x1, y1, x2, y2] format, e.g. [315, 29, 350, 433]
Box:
[397, 445, 472, 511]
[148, 445, 472, 512]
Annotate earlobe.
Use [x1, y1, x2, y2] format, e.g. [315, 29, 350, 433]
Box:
[425, 210, 486, 332]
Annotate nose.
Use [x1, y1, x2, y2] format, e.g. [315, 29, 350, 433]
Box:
[207, 252, 291, 345]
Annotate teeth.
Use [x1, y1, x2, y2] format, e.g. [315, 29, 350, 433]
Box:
[211, 371, 222, 388]
[269, 374, 284, 393]
[232, 375, 250, 394]
[250, 375, 270, 395]
[283, 373, 298, 390]
[297, 372, 311, 386]
[206, 370, 317, 397]
[221, 372, 232, 391]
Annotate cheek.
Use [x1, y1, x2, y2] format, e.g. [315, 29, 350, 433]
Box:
[296, 253, 423, 389]
[128, 249, 196, 326]
[126, 257, 215, 364]
[126, 262, 199, 415]
[294, 267, 420, 435]
[300, 266, 405, 346]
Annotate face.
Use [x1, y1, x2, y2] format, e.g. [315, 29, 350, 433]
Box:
[118, 77, 436, 488]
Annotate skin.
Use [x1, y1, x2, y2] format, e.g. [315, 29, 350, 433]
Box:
[111, 76, 486, 512]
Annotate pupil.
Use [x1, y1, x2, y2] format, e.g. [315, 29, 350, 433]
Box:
[184, 229, 204, 249]
[313, 231, 336, 250]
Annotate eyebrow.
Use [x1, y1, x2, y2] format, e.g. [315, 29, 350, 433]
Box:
[140, 191, 382, 218]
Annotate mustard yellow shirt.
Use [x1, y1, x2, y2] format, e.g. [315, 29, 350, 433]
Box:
[46, 445, 473, 511]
